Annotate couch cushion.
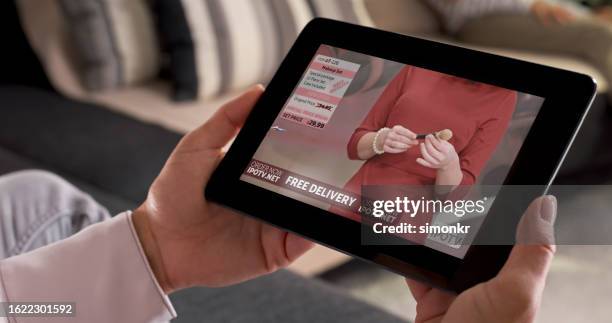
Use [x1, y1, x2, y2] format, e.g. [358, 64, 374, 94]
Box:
[20, 0, 161, 93]
[16, 0, 84, 99]
[157, 0, 313, 100]
[149, 0, 198, 102]
[150, 0, 373, 101]
[57, 0, 160, 91]
[0, 86, 181, 204]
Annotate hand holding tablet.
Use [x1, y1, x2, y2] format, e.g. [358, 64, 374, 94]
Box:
[206, 18, 596, 292]
[133, 86, 313, 293]
[134, 84, 556, 322]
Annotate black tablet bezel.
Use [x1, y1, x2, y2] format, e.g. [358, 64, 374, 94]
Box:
[206, 18, 596, 292]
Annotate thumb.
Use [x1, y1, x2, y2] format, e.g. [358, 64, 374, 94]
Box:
[477, 196, 557, 322]
[500, 195, 557, 280]
[190, 84, 264, 149]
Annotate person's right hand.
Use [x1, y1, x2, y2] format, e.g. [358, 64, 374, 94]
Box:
[531, 1, 576, 25]
[407, 196, 557, 323]
[379, 125, 418, 154]
[132, 86, 314, 294]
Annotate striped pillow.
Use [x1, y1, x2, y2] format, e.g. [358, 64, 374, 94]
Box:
[59, 0, 160, 91]
[152, 0, 373, 101]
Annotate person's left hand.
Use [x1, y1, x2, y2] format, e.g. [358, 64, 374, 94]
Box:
[132, 85, 314, 293]
[416, 135, 459, 170]
[406, 196, 557, 323]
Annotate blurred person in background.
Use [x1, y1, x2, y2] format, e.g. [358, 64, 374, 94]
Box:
[427, 0, 612, 100]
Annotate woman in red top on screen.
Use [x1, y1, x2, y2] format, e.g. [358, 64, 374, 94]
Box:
[340, 65, 517, 223]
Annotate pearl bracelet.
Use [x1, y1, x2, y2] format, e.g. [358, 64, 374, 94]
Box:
[373, 127, 389, 155]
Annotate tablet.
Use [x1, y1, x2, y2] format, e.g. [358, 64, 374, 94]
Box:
[206, 18, 596, 292]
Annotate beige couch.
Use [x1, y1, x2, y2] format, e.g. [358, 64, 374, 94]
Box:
[18, 0, 606, 276]
[20, 0, 605, 134]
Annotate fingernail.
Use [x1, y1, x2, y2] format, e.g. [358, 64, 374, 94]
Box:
[540, 195, 557, 223]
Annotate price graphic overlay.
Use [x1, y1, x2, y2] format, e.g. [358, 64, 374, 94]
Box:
[280, 55, 361, 129]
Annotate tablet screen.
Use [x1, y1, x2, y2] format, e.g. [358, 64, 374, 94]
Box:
[240, 45, 545, 258]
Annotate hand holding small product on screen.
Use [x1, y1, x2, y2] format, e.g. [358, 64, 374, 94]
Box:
[416, 134, 460, 171]
[376, 125, 419, 154]
[416, 134, 464, 191]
